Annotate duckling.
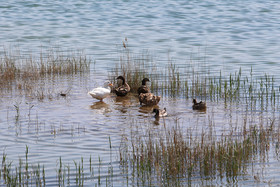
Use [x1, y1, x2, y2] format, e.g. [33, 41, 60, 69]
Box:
[115, 76, 130, 96]
[137, 78, 150, 95]
[139, 93, 161, 106]
[153, 108, 167, 118]
[88, 81, 113, 101]
[192, 99, 206, 110]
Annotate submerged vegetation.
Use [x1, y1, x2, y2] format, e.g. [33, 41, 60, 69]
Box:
[0, 146, 114, 186]
[120, 120, 279, 186]
[0, 46, 90, 100]
[110, 41, 280, 185]
[1, 119, 279, 186]
[111, 40, 280, 112]
[0, 47, 90, 79]
[1, 43, 280, 185]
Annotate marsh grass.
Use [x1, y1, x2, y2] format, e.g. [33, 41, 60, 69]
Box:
[110, 43, 279, 112]
[0, 47, 90, 79]
[0, 146, 46, 186]
[0, 46, 90, 101]
[107, 41, 280, 184]
[119, 118, 279, 186]
[2, 43, 280, 186]
[0, 148, 116, 186]
[109, 44, 159, 93]
[2, 109, 116, 186]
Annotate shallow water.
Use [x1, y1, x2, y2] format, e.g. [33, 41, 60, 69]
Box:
[1, 72, 279, 185]
[1, 0, 280, 186]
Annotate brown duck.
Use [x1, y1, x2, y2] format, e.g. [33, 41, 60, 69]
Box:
[137, 78, 150, 95]
[139, 93, 160, 106]
[192, 99, 206, 110]
[115, 76, 130, 96]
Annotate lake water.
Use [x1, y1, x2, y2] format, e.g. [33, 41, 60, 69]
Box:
[1, 0, 280, 74]
[1, 0, 280, 186]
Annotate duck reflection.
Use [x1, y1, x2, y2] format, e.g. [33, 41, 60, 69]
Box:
[113, 95, 134, 114]
[153, 118, 160, 125]
[115, 95, 132, 107]
[90, 101, 111, 114]
[138, 105, 156, 115]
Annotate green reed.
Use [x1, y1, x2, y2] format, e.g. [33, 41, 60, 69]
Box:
[109, 42, 158, 93]
[0, 146, 46, 186]
[0, 47, 90, 80]
[119, 118, 278, 186]
[2, 43, 280, 186]
[110, 43, 280, 112]
[0, 46, 90, 101]
[13, 102, 20, 122]
[0, 149, 118, 186]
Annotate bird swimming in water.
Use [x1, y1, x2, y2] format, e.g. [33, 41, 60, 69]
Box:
[115, 76, 130, 96]
[192, 99, 206, 110]
[137, 78, 150, 95]
[153, 108, 167, 118]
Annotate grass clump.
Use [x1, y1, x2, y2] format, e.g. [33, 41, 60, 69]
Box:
[119, 119, 278, 186]
[0, 146, 46, 186]
[109, 41, 159, 93]
[0, 148, 116, 186]
[110, 42, 280, 113]
[0, 46, 90, 100]
[0, 47, 90, 81]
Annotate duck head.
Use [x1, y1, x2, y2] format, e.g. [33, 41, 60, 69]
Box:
[193, 99, 197, 104]
[152, 108, 159, 116]
[104, 81, 113, 89]
[117, 76, 126, 85]
[142, 78, 150, 85]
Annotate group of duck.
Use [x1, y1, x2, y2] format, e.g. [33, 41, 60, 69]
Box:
[88, 76, 206, 118]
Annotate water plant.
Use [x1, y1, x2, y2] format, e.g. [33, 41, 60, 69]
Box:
[13, 102, 20, 122]
[0, 46, 91, 101]
[119, 118, 279, 186]
[1, 42, 280, 186]
[0, 146, 46, 186]
[109, 42, 280, 114]
[0, 148, 117, 186]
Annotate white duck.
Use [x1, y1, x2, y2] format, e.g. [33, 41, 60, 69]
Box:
[88, 81, 113, 101]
